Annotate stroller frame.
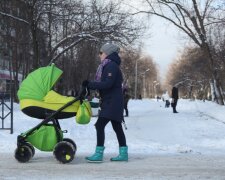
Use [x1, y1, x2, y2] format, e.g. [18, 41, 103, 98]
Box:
[15, 94, 83, 164]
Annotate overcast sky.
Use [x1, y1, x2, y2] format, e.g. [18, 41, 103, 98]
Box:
[124, 0, 186, 81]
[142, 16, 184, 80]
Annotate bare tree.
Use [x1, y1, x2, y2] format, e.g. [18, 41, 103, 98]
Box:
[1, 0, 145, 95]
[120, 47, 158, 98]
[166, 47, 211, 100]
[136, 0, 224, 104]
[207, 20, 225, 100]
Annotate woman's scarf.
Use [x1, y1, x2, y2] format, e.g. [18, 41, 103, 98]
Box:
[95, 59, 111, 82]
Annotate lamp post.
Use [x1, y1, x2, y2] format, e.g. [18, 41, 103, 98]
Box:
[134, 56, 144, 99]
[153, 81, 159, 98]
[142, 69, 150, 98]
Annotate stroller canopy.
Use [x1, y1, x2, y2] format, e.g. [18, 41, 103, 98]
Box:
[18, 64, 63, 101]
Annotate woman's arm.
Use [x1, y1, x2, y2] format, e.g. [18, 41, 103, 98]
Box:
[88, 62, 118, 90]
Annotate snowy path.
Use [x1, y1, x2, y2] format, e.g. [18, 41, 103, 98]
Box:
[1, 99, 225, 179]
[126, 99, 225, 155]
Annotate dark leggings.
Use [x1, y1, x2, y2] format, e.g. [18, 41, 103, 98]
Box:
[95, 117, 126, 147]
[172, 99, 178, 112]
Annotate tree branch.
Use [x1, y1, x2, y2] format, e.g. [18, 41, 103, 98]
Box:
[0, 11, 30, 24]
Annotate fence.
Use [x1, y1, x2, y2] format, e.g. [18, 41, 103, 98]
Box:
[0, 92, 13, 134]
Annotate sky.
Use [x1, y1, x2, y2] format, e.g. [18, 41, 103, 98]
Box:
[124, 0, 186, 81]
[142, 16, 183, 80]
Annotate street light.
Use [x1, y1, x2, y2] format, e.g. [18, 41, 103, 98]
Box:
[153, 81, 159, 98]
[135, 56, 144, 99]
[141, 69, 150, 98]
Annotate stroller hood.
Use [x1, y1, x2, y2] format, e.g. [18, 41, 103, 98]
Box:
[17, 64, 63, 101]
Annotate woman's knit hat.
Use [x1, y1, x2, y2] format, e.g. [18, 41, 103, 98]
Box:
[100, 43, 120, 56]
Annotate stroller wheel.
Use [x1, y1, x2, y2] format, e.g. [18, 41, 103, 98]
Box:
[14, 145, 33, 163]
[24, 142, 35, 157]
[53, 141, 75, 164]
[63, 138, 77, 152]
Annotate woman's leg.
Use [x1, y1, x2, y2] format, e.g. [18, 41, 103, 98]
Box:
[110, 121, 128, 161]
[111, 121, 126, 146]
[95, 117, 110, 146]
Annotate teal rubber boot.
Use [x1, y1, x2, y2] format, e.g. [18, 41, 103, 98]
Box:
[85, 146, 105, 163]
[110, 146, 128, 161]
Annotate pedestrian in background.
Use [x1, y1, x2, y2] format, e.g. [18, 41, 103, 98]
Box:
[162, 91, 170, 108]
[123, 88, 130, 117]
[171, 85, 179, 113]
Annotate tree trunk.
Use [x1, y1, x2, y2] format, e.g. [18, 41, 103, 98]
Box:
[31, 22, 39, 69]
[188, 86, 193, 99]
[203, 43, 224, 105]
[210, 80, 215, 101]
[213, 78, 224, 105]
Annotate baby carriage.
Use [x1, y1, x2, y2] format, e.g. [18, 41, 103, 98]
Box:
[15, 64, 89, 164]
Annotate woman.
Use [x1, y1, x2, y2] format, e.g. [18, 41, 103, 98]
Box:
[82, 43, 128, 163]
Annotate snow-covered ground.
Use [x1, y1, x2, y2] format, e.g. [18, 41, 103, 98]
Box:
[1, 99, 225, 179]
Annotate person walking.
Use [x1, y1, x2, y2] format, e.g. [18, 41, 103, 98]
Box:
[171, 85, 179, 113]
[82, 43, 128, 163]
[123, 88, 130, 117]
[162, 91, 170, 108]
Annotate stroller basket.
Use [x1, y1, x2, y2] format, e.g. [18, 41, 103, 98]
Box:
[23, 124, 63, 152]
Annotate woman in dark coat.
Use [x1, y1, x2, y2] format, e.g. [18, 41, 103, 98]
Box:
[82, 43, 128, 163]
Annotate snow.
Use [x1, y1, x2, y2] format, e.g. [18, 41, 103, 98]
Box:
[1, 99, 225, 154]
[1, 99, 225, 179]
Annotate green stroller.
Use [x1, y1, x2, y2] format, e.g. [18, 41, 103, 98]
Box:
[15, 64, 89, 164]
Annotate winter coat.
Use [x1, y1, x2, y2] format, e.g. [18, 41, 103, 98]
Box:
[88, 52, 124, 122]
[162, 92, 170, 101]
[124, 93, 130, 104]
[172, 87, 179, 100]
[123, 89, 130, 104]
